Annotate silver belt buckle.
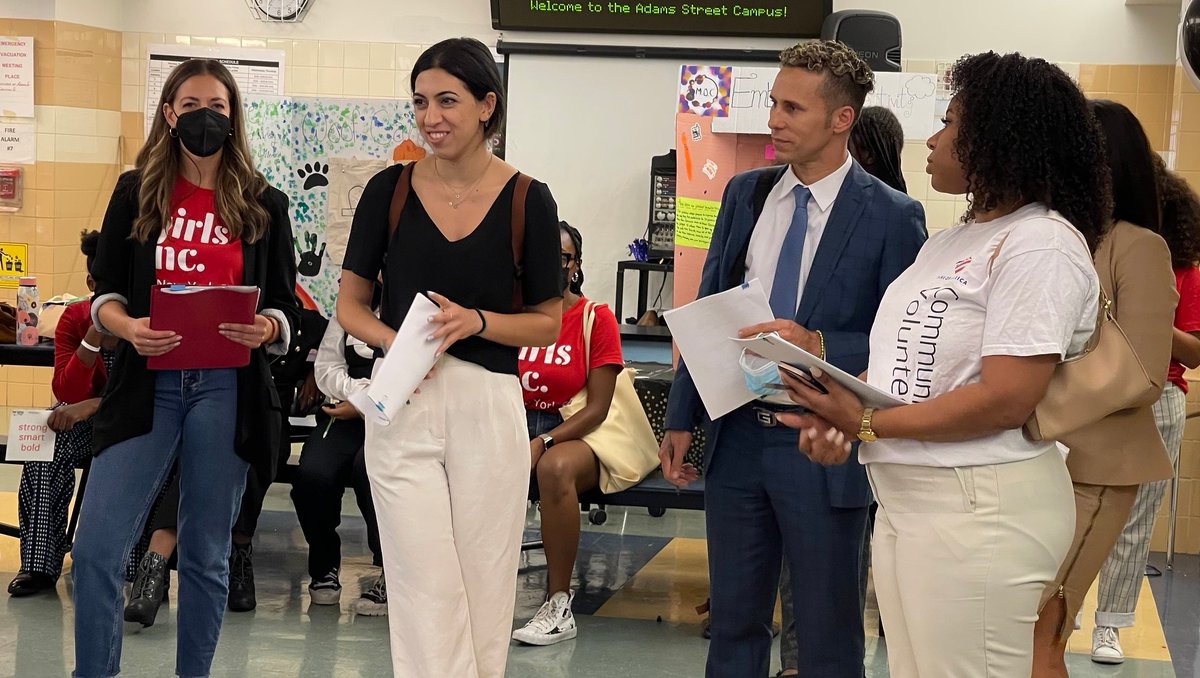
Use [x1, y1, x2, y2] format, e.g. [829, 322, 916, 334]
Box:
[753, 407, 778, 427]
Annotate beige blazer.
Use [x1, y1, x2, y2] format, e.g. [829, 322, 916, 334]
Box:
[1061, 220, 1177, 486]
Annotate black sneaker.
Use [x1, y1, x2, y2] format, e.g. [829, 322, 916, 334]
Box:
[124, 552, 169, 627]
[227, 542, 256, 612]
[351, 571, 387, 616]
[308, 568, 341, 606]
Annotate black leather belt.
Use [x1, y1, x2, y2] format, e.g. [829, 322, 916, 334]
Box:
[747, 402, 803, 428]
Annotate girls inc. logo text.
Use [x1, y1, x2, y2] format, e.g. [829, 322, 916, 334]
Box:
[155, 206, 232, 273]
[519, 343, 573, 393]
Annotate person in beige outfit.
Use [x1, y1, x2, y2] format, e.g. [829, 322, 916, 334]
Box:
[1030, 100, 1179, 678]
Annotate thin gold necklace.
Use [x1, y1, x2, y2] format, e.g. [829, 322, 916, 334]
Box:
[435, 155, 493, 209]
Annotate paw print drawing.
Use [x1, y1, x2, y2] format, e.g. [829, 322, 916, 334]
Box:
[296, 161, 329, 190]
[297, 232, 326, 277]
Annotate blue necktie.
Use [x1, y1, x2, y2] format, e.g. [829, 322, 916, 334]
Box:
[769, 185, 811, 319]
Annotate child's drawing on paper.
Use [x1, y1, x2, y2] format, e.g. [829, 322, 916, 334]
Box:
[244, 95, 425, 315]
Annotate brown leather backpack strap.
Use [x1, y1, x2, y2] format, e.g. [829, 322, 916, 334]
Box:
[510, 173, 533, 311]
[387, 162, 415, 242]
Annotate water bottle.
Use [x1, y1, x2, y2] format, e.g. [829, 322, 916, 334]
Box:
[16, 276, 38, 346]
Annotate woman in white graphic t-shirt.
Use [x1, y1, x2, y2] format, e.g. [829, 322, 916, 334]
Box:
[777, 52, 1110, 678]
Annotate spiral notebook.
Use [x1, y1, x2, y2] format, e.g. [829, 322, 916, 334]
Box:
[147, 284, 260, 370]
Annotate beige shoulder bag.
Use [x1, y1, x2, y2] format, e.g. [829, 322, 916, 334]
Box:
[989, 223, 1155, 441]
[558, 302, 660, 493]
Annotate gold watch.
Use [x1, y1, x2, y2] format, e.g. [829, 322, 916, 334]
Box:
[857, 408, 878, 443]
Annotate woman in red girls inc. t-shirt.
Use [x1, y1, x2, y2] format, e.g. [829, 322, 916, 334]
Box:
[512, 221, 624, 646]
[71, 58, 298, 678]
[154, 175, 244, 286]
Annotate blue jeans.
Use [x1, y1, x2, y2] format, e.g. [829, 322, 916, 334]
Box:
[72, 369, 249, 678]
[525, 409, 563, 439]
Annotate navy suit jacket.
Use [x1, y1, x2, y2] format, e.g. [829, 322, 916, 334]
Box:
[665, 160, 927, 508]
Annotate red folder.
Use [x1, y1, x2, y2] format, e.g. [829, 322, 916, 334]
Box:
[147, 285, 261, 370]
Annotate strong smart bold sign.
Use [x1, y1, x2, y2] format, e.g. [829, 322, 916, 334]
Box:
[492, 0, 830, 38]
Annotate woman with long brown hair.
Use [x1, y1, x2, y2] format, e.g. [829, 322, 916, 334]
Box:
[70, 58, 297, 678]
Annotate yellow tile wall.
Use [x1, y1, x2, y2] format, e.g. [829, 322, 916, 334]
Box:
[1078, 64, 1174, 153]
[0, 18, 124, 429]
[119, 33, 431, 155]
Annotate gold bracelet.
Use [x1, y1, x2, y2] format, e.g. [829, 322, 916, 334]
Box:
[816, 330, 826, 360]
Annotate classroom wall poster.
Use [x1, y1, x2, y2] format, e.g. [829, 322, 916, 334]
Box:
[710, 66, 938, 140]
[146, 44, 285, 136]
[0, 37, 34, 118]
[678, 65, 732, 117]
[243, 95, 428, 316]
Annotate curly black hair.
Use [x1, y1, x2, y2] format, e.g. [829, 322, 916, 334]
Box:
[80, 229, 100, 274]
[1153, 154, 1200, 268]
[949, 52, 1112, 251]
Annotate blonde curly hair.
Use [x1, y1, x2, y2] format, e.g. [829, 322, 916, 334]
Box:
[779, 40, 874, 116]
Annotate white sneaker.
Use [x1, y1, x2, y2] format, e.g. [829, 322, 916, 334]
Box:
[350, 571, 387, 617]
[1091, 625, 1125, 664]
[308, 568, 341, 606]
[512, 590, 577, 646]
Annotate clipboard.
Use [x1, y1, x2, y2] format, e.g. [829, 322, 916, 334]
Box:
[147, 284, 260, 370]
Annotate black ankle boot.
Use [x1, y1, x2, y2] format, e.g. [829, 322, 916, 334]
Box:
[227, 542, 256, 612]
[124, 552, 169, 627]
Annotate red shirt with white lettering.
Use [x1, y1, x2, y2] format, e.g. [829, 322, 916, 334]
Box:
[1168, 265, 1200, 394]
[155, 176, 243, 285]
[519, 297, 623, 412]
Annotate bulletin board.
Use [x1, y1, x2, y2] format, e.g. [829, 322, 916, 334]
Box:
[243, 95, 428, 316]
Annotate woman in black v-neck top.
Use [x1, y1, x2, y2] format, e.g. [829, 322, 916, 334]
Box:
[343, 164, 561, 374]
[337, 38, 562, 678]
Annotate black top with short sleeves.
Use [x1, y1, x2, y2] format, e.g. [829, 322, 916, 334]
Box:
[342, 162, 563, 375]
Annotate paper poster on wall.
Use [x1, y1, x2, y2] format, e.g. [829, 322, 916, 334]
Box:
[678, 65, 732, 117]
[0, 241, 29, 287]
[711, 66, 938, 140]
[675, 197, 721, 249]
[243, 95, 427, 316]
[711, 66, 776, 134]
[0, 37, 34, 118]
[866, 72, 937, 140]
[145, 44, 285, 136]
[325, 156, 387, 270]
[0, 121, 34, 164]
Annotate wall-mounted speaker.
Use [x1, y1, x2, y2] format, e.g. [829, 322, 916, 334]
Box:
[820, 10, 902, 72]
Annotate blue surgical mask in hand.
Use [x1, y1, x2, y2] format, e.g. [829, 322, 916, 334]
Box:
[739, 350, 785, 398]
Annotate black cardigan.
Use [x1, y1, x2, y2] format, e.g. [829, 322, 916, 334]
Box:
[90, 170, 300, 483]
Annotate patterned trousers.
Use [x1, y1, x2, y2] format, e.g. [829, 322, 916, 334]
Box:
[16, 416, 94, 578]
[1095, 382, 1186, 628]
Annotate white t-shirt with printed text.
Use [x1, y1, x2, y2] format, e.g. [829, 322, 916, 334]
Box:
[859, 203, 1100, 468]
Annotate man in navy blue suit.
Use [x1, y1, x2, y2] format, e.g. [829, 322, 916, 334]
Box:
[661, 41, 927, 677]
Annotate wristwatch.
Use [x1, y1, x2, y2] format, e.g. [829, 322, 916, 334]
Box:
[539, 434, 555, 449]
[857, 408, 878, 443]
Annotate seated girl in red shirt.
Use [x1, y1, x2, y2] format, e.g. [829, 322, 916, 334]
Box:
[512, 221, 625, 646]
[8, 231, 120, 597]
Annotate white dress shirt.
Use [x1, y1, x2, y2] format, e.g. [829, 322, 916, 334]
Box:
[745, 153, 854, 316]
[314, 313, 375, 405]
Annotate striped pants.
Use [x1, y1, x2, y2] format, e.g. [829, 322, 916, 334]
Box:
[1095, 382, 1186, 627]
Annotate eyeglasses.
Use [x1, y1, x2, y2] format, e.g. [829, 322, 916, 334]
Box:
[560, 253, 575, 267]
